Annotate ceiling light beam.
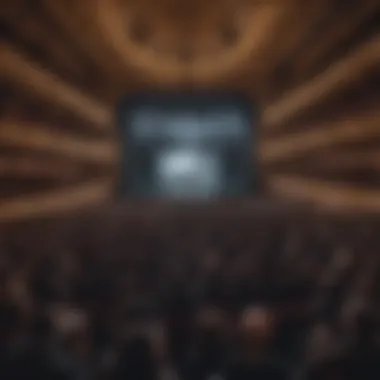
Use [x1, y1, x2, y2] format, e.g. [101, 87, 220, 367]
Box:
[0, 180, 112, 223]
[293, 1, 379, 81]
[0, 156, 81, 180]
[261, 112, 380, 163]
[267, 174, 380, 213]
[0, 121, 117, 164]
[0, 44, 112, 130]
[263, 33, 380, 129]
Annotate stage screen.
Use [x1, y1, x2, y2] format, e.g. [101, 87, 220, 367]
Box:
[116, 92, 256, 199]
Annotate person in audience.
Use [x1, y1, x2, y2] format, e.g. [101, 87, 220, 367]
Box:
[9, 312, 73, 380]
[0, 301, 24, 378]
[346, 312, 380, 380]
[180, 306, 228, 380]
[113, 335, 157, 380]
[226, 306, 289, 380]
[306, 357, 350, 380]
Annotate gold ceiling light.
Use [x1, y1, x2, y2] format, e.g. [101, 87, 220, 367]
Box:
[95, 0, 287, 84]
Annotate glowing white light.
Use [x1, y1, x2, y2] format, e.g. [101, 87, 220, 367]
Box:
[161, 149, 199, 176]
[156, 147, 221, 198]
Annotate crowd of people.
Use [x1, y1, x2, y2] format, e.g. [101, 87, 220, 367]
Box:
[1, 210, 380, 379]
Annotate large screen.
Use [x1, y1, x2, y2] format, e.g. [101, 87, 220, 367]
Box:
[116, 92, 256, 200]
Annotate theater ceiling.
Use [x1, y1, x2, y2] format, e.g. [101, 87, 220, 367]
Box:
[0, 0, 380, 223]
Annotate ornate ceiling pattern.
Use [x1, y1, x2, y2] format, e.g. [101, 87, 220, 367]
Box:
[0, 0, 380, 223]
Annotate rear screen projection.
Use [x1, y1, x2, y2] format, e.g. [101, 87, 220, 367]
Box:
[116, 92, 256, 200]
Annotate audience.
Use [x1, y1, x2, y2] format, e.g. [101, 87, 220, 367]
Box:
[0, 211, 379, 379]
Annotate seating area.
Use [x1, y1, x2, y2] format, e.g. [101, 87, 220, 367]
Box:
[1, 207, 380, 379]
